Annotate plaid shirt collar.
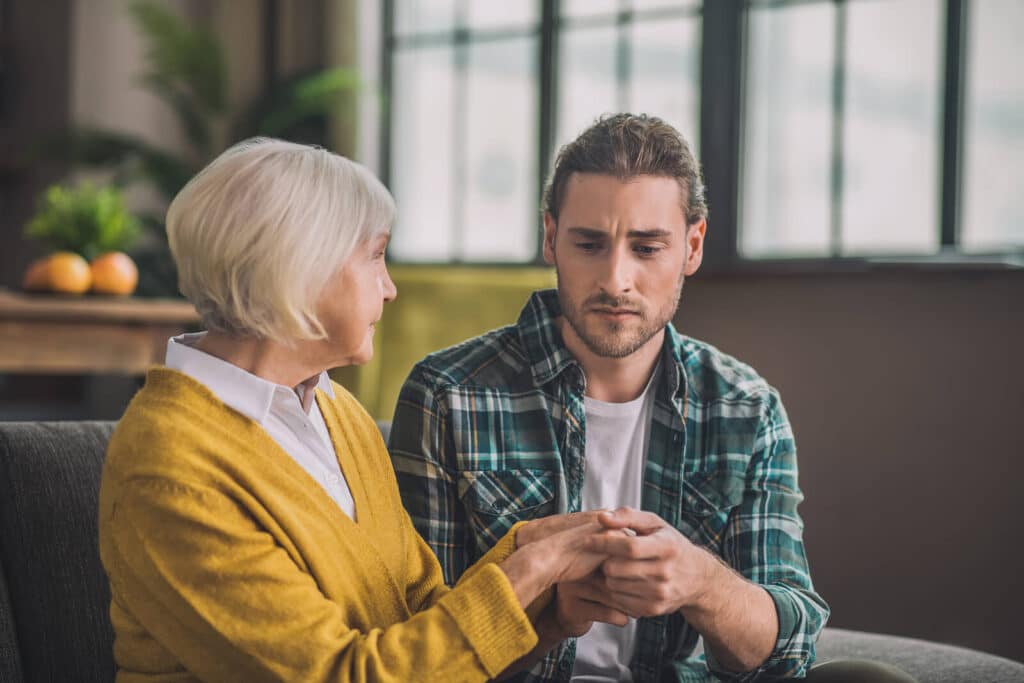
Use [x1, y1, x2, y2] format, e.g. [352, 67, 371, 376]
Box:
[517, 288, 686, 405]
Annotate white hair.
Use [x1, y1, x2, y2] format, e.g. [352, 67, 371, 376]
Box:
[167, 137, 396, 341]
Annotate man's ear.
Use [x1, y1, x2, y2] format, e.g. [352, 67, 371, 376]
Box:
[684, 218, 707, 276]
[542, 212, 558, 266]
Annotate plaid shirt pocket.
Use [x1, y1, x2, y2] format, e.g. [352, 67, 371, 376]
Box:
[678, 467, 747, 548]
[458, 469, 557, 555]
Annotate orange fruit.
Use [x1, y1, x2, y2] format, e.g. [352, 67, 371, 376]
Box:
[21, 258, 51, 291]
[90, 251, 138, 296]
[47, 252, 92, 294]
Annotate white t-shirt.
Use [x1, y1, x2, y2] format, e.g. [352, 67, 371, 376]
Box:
[571, 367, 659, 682]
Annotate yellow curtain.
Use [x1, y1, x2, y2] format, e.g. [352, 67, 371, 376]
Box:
[331, 266, 556, 419]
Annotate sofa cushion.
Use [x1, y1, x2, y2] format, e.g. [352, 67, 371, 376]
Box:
[0, 550, 24, 683]
[817, 627, 1024, 683]
[0, 421, 116, 683]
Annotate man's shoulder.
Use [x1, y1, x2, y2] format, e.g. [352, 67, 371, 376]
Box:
[408, 324, 532, 392]
[675, 334, 777, 405]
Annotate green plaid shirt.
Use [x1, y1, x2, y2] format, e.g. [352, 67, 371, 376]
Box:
[389, 290, 829, 682]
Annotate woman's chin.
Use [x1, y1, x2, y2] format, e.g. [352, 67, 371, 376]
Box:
[344, 342, 376, 367]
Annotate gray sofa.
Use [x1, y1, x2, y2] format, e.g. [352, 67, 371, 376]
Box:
[0, 421, 1021, 683]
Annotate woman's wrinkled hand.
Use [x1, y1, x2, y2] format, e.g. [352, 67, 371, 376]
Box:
[516, 510, 608, 548]
[554, 574, 630, 638]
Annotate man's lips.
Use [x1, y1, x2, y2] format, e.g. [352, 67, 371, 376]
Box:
[591, 307, 640, 318]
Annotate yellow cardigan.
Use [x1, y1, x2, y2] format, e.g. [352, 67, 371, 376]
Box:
[99, 368, 537, 682]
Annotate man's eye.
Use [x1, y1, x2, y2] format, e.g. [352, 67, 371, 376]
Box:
[634, 245, 661, 256]
[576, 242, 599, 252]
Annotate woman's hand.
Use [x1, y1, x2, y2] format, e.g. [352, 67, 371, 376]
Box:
[500, 522, 628, 609]
[554, 575, 630, 638]
[515, 510, 608, 548]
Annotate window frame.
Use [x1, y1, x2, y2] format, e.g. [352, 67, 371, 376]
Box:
[379, 0, 1024, 272]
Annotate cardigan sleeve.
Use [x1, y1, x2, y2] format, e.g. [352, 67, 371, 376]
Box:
[404, 516, 552, 625]
[102, 477, 537, 683]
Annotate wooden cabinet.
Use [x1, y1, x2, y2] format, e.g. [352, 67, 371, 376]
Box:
[0, 290, 199, 375]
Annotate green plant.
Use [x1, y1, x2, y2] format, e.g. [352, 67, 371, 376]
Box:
[24, 183, 141, 260]
[39, 0, 360, 295]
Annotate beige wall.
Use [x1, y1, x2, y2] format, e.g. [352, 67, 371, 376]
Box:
[0, 0, 366, 290]
[70, 0, 189, 152]
[676, 268, 1024, 662]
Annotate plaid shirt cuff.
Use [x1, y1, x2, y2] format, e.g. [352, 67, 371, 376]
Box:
[704, 584, 818, 682]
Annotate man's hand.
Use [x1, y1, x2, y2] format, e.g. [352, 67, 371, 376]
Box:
[554, 575, 630, 637]
[590, 507, 779, 673]
[588, 507, 718, 617]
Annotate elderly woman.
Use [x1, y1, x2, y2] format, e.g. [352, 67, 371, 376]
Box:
[98, 139, 621, 682]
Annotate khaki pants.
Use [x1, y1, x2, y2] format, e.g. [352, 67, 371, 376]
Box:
[806, 659, 918, 682]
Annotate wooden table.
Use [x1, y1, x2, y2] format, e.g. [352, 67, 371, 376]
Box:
[0, 289, 200, 374]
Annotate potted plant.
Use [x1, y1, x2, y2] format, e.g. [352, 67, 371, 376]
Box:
[22, 182, 142, 296]
[39, 0, 360, 297]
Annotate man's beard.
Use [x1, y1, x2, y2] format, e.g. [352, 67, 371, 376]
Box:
[556, 274, 684, 359]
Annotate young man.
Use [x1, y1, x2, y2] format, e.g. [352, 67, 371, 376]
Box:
[388, 115, 908, 683]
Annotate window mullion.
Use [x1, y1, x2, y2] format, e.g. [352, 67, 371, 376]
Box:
[537, 0, 559, 263]
[940, 0, 967, 248]
[452, 0, 469, 263]
[379, 0, 395, 189]
[616, 1, 631, 112]
[699, 0, 743, 270]
[829, 0, 847, 257]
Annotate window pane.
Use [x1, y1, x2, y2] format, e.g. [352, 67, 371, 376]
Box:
[632, 0, 700, 13]
[389, 47, 455, 261]
[741, 4, 834, 257]
[562, 0, 620, 21]
[962, 0, 1024, 251]
[628, 16, 701, 151]
[466, 3, 540, 31]
[394, 0, 456, 35]
[557, 26, 619, 150]
[463, 38, 539, 261]
[840, 0, 942, 255]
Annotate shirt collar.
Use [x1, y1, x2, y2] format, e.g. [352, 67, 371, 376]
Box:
[516, 290, 580, 387]
[517, 289, 688, 402]
[164, 332, 335, 424]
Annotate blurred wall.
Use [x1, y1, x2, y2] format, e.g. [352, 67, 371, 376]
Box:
[676, 268, 1024, 662]
[0, 0, 346, 289]
[0, 1, 72, 288]
[71, 0, 190, 156]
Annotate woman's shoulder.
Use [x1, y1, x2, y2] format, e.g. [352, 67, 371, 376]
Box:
[320, 380, 395, 476]
[104, 367, 255, 487]
[322, 379, 379, 433]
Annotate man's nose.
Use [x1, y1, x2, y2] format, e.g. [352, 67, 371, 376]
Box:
[597, 245, 634, 297]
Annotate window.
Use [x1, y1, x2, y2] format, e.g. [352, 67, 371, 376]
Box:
[381, 0, 1023, 266]
[961, 0, 1024, 252]
[383, 0, 701, 264]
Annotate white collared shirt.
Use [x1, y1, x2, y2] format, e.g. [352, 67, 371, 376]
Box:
[164, 332, 356, 519]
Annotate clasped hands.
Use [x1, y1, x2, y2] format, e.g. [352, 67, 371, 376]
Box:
[518, 507, 718, 638]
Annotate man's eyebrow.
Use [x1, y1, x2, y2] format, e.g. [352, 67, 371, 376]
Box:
[627, 229, 673, 239]
[564, 227, 673, 239]
[565, 227, 606, 239]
